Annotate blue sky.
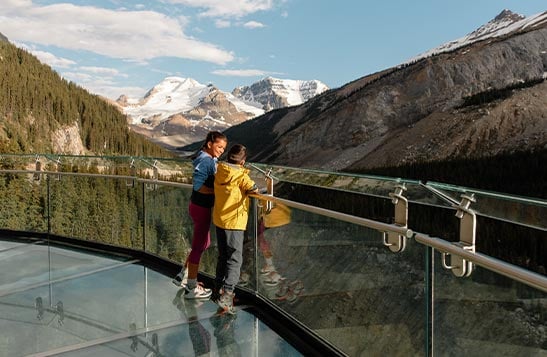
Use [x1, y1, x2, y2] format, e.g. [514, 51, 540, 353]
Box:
[1, 1, 545, 100]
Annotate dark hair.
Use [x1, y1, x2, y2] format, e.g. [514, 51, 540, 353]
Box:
[227, 144, 247, 164]
[190, 131, 227, 159]
[202, 131, 227, 149]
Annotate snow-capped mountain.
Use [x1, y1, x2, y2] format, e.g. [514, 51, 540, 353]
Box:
[118, 76, 328, 149]
[232, 77, 329, 111]
[121, 77, 263, 125]
[405, 9, 547, 64]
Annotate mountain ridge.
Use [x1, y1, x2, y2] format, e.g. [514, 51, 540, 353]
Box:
[206, 10, 547, 196]
[118, 76, 328, 149]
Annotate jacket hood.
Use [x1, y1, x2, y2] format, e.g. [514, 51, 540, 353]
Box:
[215, 162, 249, 184]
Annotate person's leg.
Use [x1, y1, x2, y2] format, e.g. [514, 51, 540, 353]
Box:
[217, 230, 244, 314]
[258, 221, 275, 273]
[222, 230, 244, 293]
[185, 202, 212, 299]
[213, 226, 228, 301]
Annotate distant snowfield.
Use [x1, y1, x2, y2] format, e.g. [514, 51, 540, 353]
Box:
[122, 76, 327, 125]
[123, 76, 264, 124]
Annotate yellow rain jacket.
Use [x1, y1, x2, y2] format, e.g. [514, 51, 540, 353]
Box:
[213, 162, 257, 230]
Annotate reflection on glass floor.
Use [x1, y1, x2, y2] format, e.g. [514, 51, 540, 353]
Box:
[0, 237, 302, 357]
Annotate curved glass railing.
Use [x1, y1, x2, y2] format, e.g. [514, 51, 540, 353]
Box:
[0, 154, 545, 356]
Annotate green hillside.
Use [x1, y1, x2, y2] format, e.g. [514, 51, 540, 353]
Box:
[0, 39, 170, 157]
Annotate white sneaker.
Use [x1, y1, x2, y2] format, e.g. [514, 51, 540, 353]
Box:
[184, 283, 212, 300]
[260, 264, 276, 275]
[263, 271, 284, 286]
[172, 268, 188, 287]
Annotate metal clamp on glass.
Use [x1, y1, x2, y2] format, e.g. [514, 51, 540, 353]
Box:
[145, 160, 159, 190]
[127, 159, 136, 187]
[264, 168, 274, 213]
[33, 156, 42, 181]
[441, 193, 476, 277]
[54, 157, 62, 181]
[383, 183, 408, 253]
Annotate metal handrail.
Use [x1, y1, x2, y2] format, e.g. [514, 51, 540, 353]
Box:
[250, 194, 547, 293]
[1, 169, 544, 293]
[250, 193, 413, 238]
[414, 232, 547, 293]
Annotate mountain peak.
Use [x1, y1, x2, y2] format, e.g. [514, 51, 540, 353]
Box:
[466, 9, 526, 40]
[494, 9, 525, 22]
[406, 9, 546, 64]
[233, 77, 329, 109]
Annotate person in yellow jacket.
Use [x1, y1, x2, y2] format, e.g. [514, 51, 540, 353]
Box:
[212, 144, 258, 314]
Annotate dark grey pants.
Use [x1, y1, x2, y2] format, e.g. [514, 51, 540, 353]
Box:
[215, 227, 244, 293]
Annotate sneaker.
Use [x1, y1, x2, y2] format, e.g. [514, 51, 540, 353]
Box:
[217, 291, 236, 315]
[211, 281, 223, 303]
[238, 272, 250, 287]
[260, 264, 276, 275]
[262, 271, 284, 286]
[211, 288, 222, 303]
[173, 292, 204, 320]
[172, 268, 188, 287]
[184, 283, 212, 300]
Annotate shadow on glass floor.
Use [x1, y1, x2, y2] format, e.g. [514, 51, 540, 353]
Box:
[0, 236, 302, 357]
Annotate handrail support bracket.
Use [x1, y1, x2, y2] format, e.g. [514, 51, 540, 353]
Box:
[383, 183, 408, 253]
[442, 194, 477, 277]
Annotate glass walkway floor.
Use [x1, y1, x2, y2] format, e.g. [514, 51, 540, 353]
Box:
[0, 236, 303, 357]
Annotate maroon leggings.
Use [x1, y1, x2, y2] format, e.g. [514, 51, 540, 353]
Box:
[187, 202, 212, 265]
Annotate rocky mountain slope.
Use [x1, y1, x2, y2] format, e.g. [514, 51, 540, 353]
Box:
[217, 10, 547, 180]
[119, 76, 328, 149]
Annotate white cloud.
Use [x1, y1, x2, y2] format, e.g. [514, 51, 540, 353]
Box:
[29, 49, 76, 68]
[212, 68, 280, 77]
[243, 21, 265, 29]
[164, 0, 275, 18]
[62, 72, 94, 82]
[215, 19, 231, 28]
[62, 71, 144, 99]
[80, 66, 123, 77]
[0, 2, 234, 65]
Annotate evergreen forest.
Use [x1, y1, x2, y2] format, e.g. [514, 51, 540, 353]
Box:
[0, 39, 169, 157]
[0, 38, 195, 262]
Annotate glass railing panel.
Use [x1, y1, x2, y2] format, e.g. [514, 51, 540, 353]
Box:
[253, 202, 427, 356]
[0, 172, 48, 233]
[137, 157, 194, 183]
[237, 199, 259, 291]
[426, 181, 547, 230]
[48, 175, 143, 250]
[48, 155, 194, 183]
[142, 183, 222, 276]
[433, 254, 547, 355]
[0, 154, 194, 183]
[0, 153, 39, 170]
[248, 163, 452, 208]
